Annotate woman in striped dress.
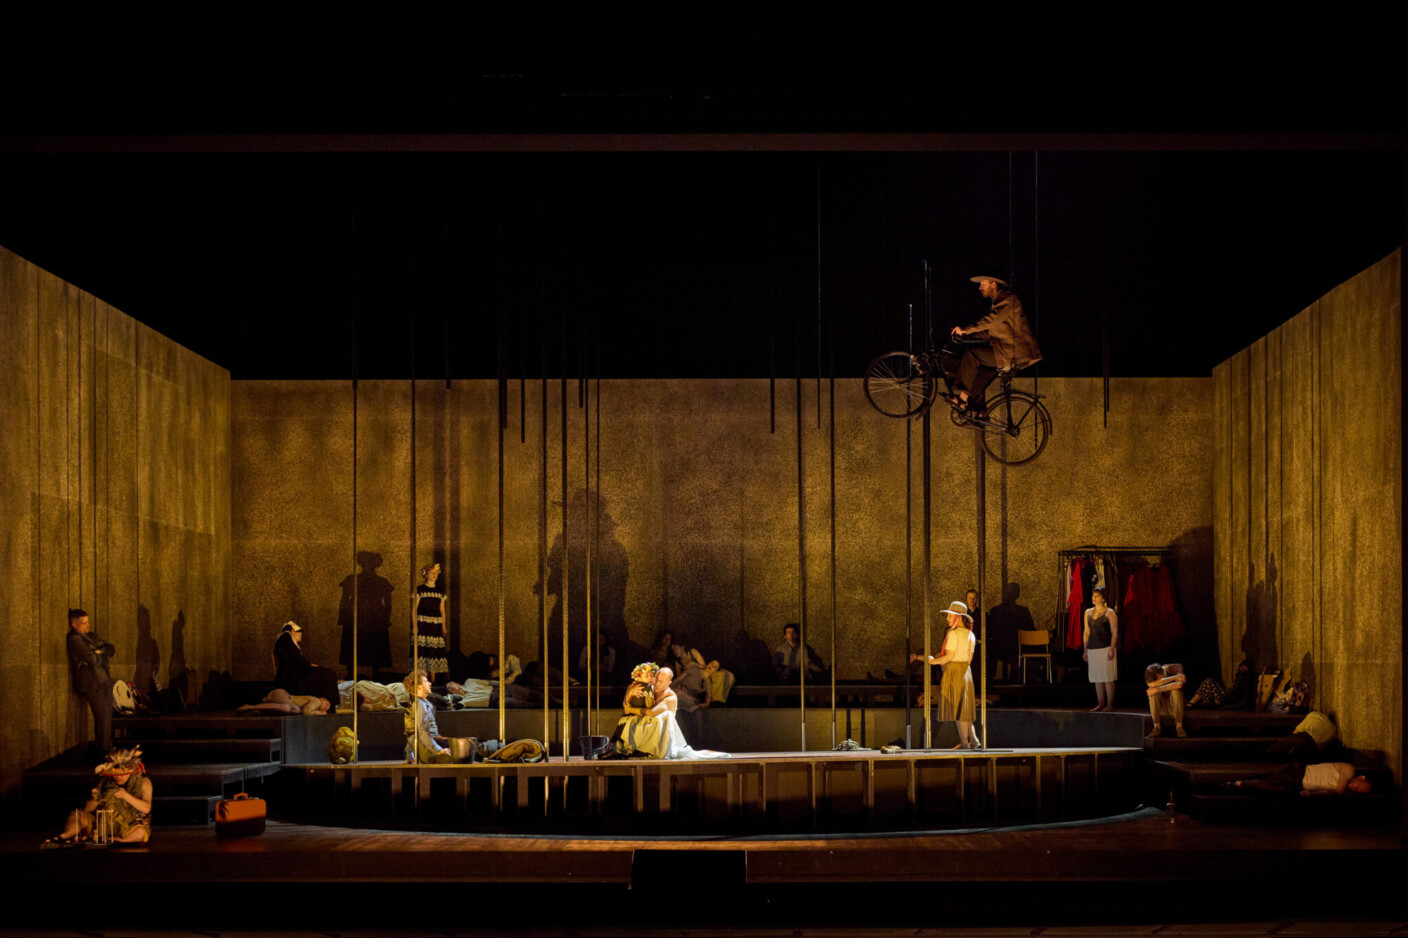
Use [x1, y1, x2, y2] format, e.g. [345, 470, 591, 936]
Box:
[412, 562, 449, 682]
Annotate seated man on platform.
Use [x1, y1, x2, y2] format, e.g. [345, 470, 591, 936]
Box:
[1145, 663, 1187, 738]
[404, 669, 453, 763]
[772, 623, 825, 685]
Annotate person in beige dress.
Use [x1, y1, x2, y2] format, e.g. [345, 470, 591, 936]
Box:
[912, 601, 981, 749]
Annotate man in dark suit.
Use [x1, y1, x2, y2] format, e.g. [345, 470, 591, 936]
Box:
[66, 609, 115, 755]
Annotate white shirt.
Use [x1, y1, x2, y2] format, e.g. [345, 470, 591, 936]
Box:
[944, 628, 976, 664]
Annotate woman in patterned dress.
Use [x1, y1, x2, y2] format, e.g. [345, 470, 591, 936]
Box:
[412, 562, 449, 682]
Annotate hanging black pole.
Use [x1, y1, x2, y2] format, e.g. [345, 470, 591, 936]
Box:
[922, 409, 932, 750]
[904, 302, 914, 749]
[976, 428, 988, 750]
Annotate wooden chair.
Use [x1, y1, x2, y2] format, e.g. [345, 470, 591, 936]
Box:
[1017, 629, 1054, 684]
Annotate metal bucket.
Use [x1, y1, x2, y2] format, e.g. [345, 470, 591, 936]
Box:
[447, 736, 478, 763]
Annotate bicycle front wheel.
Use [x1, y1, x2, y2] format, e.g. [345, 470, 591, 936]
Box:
[980, 390, 1051, 465]
[864, 351, 935, 419]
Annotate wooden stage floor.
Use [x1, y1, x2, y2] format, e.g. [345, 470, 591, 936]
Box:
[3, 808, 1402, 932]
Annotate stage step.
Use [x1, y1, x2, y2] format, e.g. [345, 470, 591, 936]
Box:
[1187, 791, 1400, 826]
[23, 761, 282, 800]
[114, 713, 284, 738]
[112, 737, 282, 763]
[1173, 711, 1303, 735]
[1142, 735, 1276, 757]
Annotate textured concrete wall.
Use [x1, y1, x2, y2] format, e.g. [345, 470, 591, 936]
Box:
[0, 246, 231, 797]
[231, 375, 1213, 691]
[1214, 249, 1402, 779]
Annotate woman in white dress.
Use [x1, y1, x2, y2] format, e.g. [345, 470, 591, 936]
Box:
[1083, 587, 1118, 711]
[615, 663, 728, 760]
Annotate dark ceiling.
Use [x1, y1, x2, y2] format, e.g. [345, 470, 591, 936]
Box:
[1, 12, 1403, 380]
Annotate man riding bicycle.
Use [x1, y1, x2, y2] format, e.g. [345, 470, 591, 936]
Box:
[941, 275, 1043, 413]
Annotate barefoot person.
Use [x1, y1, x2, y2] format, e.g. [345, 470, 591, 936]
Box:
[1084, 588, 1118, 711]
[911, 601, 981, 750]
[46, 747, 152, 846]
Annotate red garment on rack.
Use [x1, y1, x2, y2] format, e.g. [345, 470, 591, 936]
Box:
[1121, 567, 1151, 653]
[1150, 565, 1187, 645]
[1066, 558, 1087, 650]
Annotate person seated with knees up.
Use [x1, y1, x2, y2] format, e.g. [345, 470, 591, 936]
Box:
[403, 669, 453, 763]
[1145, 663, 1187, 738]
[45, 747, 153, 846]
[1226, 761, 1376, 797]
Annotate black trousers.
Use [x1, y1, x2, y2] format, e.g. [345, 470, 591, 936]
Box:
[939, 335, 997, 399]
[83, 685, 113, 754]
[1239, 762, 1304, 795]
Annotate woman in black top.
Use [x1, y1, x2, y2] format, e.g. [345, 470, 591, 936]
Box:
[272, 622, 339, 708]
[1083, 588, 1119, 711]
[412, 563, 449, 681]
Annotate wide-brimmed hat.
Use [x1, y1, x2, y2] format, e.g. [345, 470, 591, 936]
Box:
[944, 601, 973, 622]
[969, 275, 1009, 286]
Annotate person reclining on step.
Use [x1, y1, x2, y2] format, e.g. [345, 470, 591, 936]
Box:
[1225, 761, 1375, 797]
[940, 275, 1042, 413]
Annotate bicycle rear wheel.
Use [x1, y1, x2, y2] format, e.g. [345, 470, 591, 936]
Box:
[979, 390, 1051, 465]
[864, 351, 935, 419]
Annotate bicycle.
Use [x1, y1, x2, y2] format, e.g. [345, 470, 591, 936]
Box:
[863, 347, 1052, 465]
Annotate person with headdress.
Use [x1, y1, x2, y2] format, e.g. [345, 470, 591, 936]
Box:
[911, 600, 981, 750]
[412, 562, 449, 682]
[610, 662, 728, 760]
[272, 621, 339, 708]
[44, 747, 152, 845]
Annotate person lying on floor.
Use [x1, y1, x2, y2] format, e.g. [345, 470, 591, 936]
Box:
[238, 687, 331, 715]
[45, 747, 153, 846]
[445, 677, 538, 708]
[1225, 761, 1375, 797]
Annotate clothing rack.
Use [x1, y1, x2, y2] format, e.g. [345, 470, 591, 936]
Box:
[1056, 545, 1175, 653]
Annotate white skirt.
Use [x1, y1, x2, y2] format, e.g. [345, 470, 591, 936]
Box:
[1087, 648, 1117, 682]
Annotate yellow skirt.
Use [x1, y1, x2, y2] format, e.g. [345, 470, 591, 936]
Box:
[939, 663, 974, 723]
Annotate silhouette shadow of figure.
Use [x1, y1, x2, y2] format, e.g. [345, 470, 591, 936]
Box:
[133, 605, 160, 697]
[1241, 555, 1280, 677]
[534, 489, 631, 666]
[1299, 650, 1316, 703]
[728, 627, 775, 685]
[339, 550, 395, 679]
[168, 611, 190, 712]
[988, 582, 1036, 682]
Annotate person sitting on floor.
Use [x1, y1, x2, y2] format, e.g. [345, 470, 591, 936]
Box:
[403, 669, 453, 764]
[1145, 662, 1188, 738]
[1225, 761, 1375, 797]
[45, 747, 153, 846]
[238, 687, 330, 715]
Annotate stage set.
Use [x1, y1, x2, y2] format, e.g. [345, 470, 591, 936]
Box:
[2, 22, 1406, 929]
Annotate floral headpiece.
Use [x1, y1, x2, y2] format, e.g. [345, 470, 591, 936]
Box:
[421, 562, 441, 580]
[95, 746, 145, 777]
[630, 661, 660, 685]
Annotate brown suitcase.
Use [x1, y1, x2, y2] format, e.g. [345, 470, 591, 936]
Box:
[215, 792, 266, 838]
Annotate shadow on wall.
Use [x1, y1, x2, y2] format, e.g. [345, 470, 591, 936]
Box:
[988, 582, 1036, 682]
[133, 605, 159, 696]
[169, 611, 191, 709]
[1169, 525, 1217, 679]
[533, 488, 633, 666]
[1242, 553, 1279, 677]
[338, 550, 395, 679]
